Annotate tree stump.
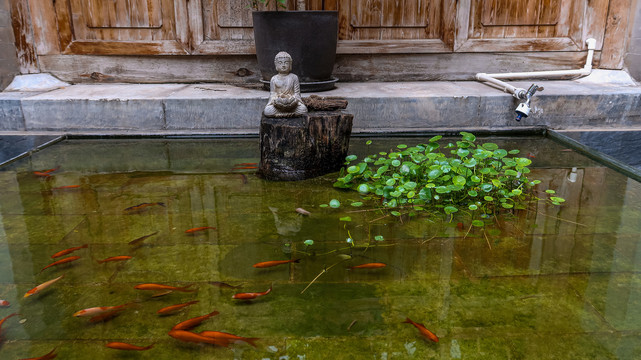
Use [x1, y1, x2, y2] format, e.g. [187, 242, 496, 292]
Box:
[259, 111, 354, 181]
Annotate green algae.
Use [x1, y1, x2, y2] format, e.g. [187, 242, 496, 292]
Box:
[1, 137, 641, 359]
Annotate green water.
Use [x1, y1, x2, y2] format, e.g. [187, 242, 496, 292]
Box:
[0, 136, 640, 359]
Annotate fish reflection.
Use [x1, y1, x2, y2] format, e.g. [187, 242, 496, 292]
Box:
[124, 202, 165, 213]
[209, 281, 242, 289]
[128, 231, 159, 246]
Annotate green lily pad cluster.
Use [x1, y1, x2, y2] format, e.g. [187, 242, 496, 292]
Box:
[333, 132, 564, 224]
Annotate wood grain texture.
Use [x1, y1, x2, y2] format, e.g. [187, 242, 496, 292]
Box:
[27, 0, 60, 54]
[10, 0, 38, 73]
[601, 0, 632, 68]
[39, 51, 598, 83]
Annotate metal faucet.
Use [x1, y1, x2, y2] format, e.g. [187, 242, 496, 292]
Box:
[515, 84, 543, 121]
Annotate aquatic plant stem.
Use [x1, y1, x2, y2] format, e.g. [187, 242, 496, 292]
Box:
[300, 259, 350, 294]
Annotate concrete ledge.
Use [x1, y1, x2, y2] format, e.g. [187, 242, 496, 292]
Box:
[1, 79, 640, 135]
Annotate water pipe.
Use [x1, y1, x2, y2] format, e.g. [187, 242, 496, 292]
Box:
[475, 38, 597, 120]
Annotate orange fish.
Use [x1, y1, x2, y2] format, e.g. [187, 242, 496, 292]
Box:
[171, 311, 220, 331]
[105, 342, 154, 351]
[35, 167, 58, 174]
[128, 231, 159, 246]
[40, 256, 80, 273]
[73, 303, 134, 317]
[232, 285, 272, 300]
[168, 330, 229, 347]
[231, 166, 258, 170]
[89, 309, 124, 323]
[52, 185, 81, 190]
[32, 171, 52, 177]
[134, 283, 196, 293]
[0, 312, 18, 333]
[18, 348, 57, 360]
[157, 300, 199, 315]
[253, 259, 300, 268]
[0, 299, 9, 307]
[403, 317, 439, 343]
[200, 331, 259, 347]
[185, 226, 216, 233]
[234, 163, 258, 166]
[349, 262, 387, 270]
[124, 202, 165, 212]
[24, 275, 65, 298]
[97, 255, 132, 264]
[51, 244, 88, 258]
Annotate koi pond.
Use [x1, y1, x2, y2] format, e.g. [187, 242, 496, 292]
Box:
[0, 134, 640, 359]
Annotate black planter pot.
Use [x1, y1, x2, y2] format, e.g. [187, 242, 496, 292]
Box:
[252, 11, 338, 92]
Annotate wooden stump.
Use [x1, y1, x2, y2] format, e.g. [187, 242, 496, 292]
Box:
[259, 111, 354, 181]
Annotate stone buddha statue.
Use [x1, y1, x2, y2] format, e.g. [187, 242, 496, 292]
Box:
[263, 51, 308, 118]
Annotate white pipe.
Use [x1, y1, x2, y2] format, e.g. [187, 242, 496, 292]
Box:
[476, 38, 597, 98]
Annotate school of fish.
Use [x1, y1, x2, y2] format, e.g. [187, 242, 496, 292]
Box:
[0, 165, 439, 358]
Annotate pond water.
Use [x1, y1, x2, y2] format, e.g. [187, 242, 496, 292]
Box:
[0, 136, 640, 359]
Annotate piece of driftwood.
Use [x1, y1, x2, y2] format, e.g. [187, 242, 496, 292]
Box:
[302, 95, 348, 111]
[259, 111, 353, 181]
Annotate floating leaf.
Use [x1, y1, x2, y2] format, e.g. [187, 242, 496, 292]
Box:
[350, 202, 363, 207]
[345, 155, 357, 161]
[329, 199, 341, 208]
[303, 239, 314, 246]
[319, 204, 328, 208]
[444, 206, 458, 214]
[374, 235, 385, 241]
[550, 196, 565, 203]
[472, 220, 484, 227]
[545, 189, 556, 194]
[340, 216, 352, 222]
[366, 140, 373, 145]
[469, 204, 478, 210]
[397, 144, 407, 149]
[391, 211, 401, 216]
[357, 184, 369, 194]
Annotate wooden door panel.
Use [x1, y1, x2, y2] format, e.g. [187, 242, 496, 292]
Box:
[82, 0, 163, 28]
[455, 0, 608, 52]
[55, 0, 189, 54]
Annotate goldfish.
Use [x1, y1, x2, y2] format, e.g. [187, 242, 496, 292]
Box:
[185, 226, 216, 233]
[210, 281, 242, 289]
[402, 317, 439, 343]
[32, 171, 52, 177]
[128, 231, 159, 246]
[51, 244, 88, 258]
[253, 259, 300, 268]
[0, 300, 9, 307]
[134, 283, 196, 293]
[231, 166, 258, 170]
[34, 167, 58, 174]
[18, 348, 57, 360]
[105, 342, 154, 351]
[73, 303, 134, 317]
[157, 300, 199, 315]
[0, 312, 18, 332]
[24, 275, 65, 298]
[168, 329, 229, 347]
[97, 255, 132, 263]
[52, 185, 81, 190]
[295, 208, 311, 216]
[200, 331, 259, 347]
[40, 256, 80, 273]
[171, 311, 220, 331]
[349, 262, 387, 270]
[89, 309, 124, 323]
[124, 202, 165, 212]
[232, 285, 272, 300]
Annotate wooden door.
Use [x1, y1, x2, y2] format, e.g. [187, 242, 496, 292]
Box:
[50, 0, 192, 55]
[454, 0, 609, 52]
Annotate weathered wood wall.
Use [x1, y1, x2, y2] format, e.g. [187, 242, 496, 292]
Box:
[9, 0, 636, 83]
